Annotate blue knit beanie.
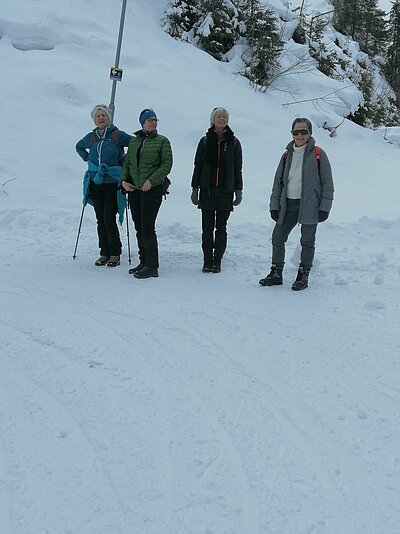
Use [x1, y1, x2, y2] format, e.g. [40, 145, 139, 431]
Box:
[139, 109, 157, 127]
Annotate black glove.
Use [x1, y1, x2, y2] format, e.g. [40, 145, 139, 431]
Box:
[318, 210, 329, 222]
[270, 210, 279, 222]
[191, 187, 199, 206]
[233, 190, 242, 206]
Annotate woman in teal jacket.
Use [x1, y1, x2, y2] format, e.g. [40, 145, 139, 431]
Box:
[120, 109, 173, 279]
[76, 104, 131, 267]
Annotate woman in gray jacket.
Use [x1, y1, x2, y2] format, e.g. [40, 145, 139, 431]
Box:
[259, 118, 334, 291]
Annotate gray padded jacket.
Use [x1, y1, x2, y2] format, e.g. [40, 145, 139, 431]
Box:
[269, 137, 334, 225]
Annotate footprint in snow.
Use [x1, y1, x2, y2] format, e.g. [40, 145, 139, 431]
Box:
[363, 300, 386, 310]
[357, 409, 368, 420]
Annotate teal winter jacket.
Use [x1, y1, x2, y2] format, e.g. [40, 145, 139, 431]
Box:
[77, 125, 131, 223]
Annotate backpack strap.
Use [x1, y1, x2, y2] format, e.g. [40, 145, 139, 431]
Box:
[280, 151, 288, 185]
[89, 130, 120, 147]
[283, 147, 320, 165]
[281, 146, 320, 183]
[111, 129, 120, 146]
[314, 146, 321, 167]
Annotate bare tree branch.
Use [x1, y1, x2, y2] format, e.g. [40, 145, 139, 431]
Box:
[2, 176, 17, 196]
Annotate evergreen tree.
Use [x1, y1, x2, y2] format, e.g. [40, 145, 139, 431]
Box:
[333, 0, 387, 56]
[196, 0, 239, 60]
[308, 17, 339, 79]
[163, 0, 202, 39]
[163, 0, 239, 61]
[163, 0, 282, 85]
[385, 0, 400, 99]
[333, 0, 362, 39]
[359, 0, 387, 56]
[347, 66, 374, 126]
[238, 0, 283, 86]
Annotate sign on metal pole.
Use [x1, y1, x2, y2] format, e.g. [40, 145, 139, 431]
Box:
[110, 67, 123, 81]
[109, 0, 128, 123]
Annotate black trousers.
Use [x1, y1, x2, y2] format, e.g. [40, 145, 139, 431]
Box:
[201, 209, 231, 264]
[90, 183, 122, 257]
[128, 184, 163, 269]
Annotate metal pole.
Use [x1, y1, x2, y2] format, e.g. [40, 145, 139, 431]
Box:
[73, 205, 86, 259]
[125, 198, 131, 265]
[109, 0, 128, 123]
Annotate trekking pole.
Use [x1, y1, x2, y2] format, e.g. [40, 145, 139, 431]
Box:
[73, 205, 86, 259]
[125, 199, 131, 265]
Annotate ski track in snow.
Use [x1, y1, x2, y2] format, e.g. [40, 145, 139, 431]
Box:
[1, 205, 400, 533]
[2, 0, 400, 530]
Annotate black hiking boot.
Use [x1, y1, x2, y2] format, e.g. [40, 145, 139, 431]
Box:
[291, 266, 310, 291]
[133, 266, 158, 279]
[259, 264, 283, 286]
[107, 255, 120, 267]
[202, 262, 212, 273]
[95, 255, 109, 266]
[129, 263, 144, 275]
[211, 260, 221, 273]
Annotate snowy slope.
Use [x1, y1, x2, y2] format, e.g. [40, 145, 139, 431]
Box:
[1, 1, 400, 533]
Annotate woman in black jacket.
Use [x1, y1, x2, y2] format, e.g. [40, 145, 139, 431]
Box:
[191, 107, 243, 273]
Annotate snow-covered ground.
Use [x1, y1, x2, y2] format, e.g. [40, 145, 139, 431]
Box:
[1, 1, 400, 533]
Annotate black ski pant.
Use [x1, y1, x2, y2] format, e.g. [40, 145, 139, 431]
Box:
[128, 184, 163, 269]
[90, 182, 122, 257]
[201, 208, 231, 264]
[272, 198, 317, 268]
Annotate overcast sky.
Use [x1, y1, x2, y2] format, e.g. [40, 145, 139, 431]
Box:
[379, 0, 393, 13]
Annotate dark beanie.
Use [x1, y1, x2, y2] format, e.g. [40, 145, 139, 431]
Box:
[139, 109, 157, 127]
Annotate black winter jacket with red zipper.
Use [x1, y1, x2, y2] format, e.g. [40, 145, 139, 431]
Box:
[191, 126, 243, 193]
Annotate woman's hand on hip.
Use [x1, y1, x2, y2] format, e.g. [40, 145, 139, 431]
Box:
[142, 179, 152, 192]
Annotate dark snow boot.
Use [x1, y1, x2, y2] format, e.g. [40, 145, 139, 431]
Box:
[129, 263, 144, 275]
[211, 260, 221, 273]
[259, 264, 283, 286]
[202, 262, 212, 273]
[133, 266, 158, 279]
[291, 266, 310, 291]
[95, 255, 109, 266]
[106, 255, 120, 267]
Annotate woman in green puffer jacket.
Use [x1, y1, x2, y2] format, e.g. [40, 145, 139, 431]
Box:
[120, 109, 173, 279]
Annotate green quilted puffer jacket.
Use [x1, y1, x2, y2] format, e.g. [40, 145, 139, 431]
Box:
[121, 129, 173, 188]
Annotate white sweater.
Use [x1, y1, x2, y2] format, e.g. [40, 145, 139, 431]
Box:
[286, 144, 306, 199]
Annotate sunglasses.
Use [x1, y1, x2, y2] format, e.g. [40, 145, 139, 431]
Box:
[292, 129, 310, 136]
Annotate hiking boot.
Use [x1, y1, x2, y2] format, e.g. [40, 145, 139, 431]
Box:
[95, 255, 109, 266]
[107, 255, 120, 267]
[133, 266, 158, 279]
[291, 266, 310, 291]
[259, 264, 283, 286]
[129, 263, 144, 275]
[211, 261, 221, 273]
[202, 262, 212, 273]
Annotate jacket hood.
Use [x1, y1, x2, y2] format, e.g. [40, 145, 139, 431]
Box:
[92, 124, 117, 134]
[206, 124, 235, 139]
[134, 129, 158, 137]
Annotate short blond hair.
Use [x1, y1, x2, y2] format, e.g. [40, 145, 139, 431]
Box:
[210, 107, 229, 126]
